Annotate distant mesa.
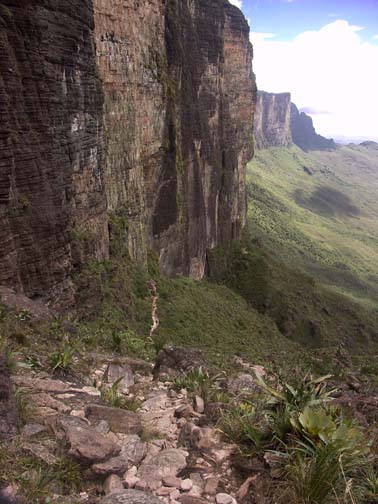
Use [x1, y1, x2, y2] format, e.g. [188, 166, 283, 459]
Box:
[254, 90, 336, 152]
[254, 91, 292, 149]
[290, 103, 336, 152]
[359, 140, 378, 149]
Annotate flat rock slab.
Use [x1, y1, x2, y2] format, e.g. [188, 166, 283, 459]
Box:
[22, 442, 58, 465]
[13, 376, 71, 393]
[54, 415, 120, 464]
[178, 496, 209, 504]
[29, 392, 71, 413]
[85, 404, 142, 435]
[101, 490, 162, 504]
[137, 449, 187, 486]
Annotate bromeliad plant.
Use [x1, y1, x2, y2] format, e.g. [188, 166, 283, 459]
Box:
[220, 370, 375, 502]
[253, 369, 337, 412]
[49, 346, 75, 375]
[172, 367, 225, 402]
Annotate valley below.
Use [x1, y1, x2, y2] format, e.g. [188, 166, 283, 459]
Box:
[247, 142, 378, 307]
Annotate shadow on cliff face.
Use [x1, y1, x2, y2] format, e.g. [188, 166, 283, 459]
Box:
[294, 185, 360, 218]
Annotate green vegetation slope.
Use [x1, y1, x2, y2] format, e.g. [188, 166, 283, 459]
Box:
[247, 143, 378, 307]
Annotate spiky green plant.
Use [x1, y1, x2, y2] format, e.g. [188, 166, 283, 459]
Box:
[49, 346, 75, 374]
[254, 370, 337, 412]
[280, 432, 370, 504]
[100, 377, 126, 408]
[220, 402, 271, 454]
[172, 367, 223, 402]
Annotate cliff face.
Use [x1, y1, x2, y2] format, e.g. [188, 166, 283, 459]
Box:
[254, 91, 292, 148]
[0, 1, 108, 304]
[0, 1, 255, 300]
[254, 91, 336, 152]
[290, 103, 336, 151]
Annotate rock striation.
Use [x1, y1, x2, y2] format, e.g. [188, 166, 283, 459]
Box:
[0, 0, 255, 301]
[254, 90, 336, 152]
[254, 91, 292, 149]
[0, 1, 108, 304]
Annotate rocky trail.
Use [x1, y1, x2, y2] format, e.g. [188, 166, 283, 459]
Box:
[0, 346, 254, 504]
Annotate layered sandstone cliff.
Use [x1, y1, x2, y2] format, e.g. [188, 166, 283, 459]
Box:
[0, 1, 108, 304]
[254, 91, 292, 148]
[254, 90, 336, 152]
[0, 1, 255, 301]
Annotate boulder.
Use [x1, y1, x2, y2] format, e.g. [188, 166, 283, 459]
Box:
[227, 374, 261, 396]
[194, 396, 204, 414]
[85, 404, 142, 434]
[137, 449, 187, 488]
[153, 347, 207, 380]
[0, 287, 54, 321]
[104, 474, 124, 495]
[53, 415, 120, 464]
[104, 363, 135, 393]
[92, 437, 146, 476]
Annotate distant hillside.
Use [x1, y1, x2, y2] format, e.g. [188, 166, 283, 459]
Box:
[254, 90, 336, 151]
[247, 142, 378, 307]
[290, 103, 336, 151]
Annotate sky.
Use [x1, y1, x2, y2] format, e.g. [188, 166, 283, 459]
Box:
[229, 0, 378, 141]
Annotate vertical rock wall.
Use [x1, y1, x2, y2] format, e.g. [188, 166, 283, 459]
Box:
[0, 0, 255, 301]
[254, 91, 292, 149]
[0, 0, 108, 303]
[94, 0, 255, 279]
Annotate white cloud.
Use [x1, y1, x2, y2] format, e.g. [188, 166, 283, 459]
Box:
[251, 20, 378, 140]
[373, 34, 378, 39]
[229, 0, 243, 9]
